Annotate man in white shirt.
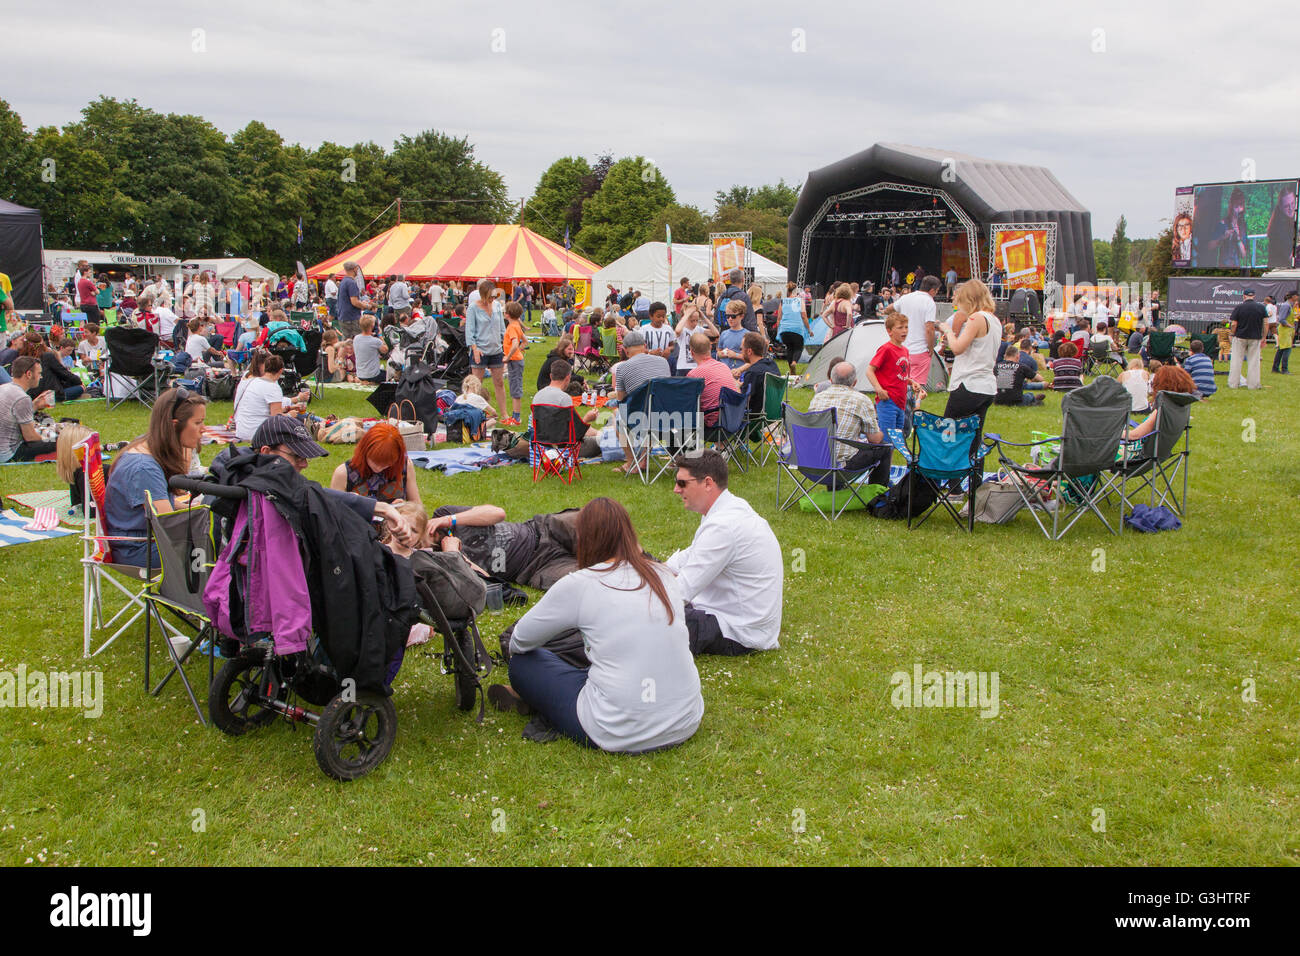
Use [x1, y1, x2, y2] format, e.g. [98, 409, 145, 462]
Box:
[155, 302, 179, 343]
[894, 275, 940, 387]
[324, 276, 339, 319]
[428, 281, 445, 312]
[665, 449, 783, 655]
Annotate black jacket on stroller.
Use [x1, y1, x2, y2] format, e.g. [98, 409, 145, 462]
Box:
[207, 451, 419, 694]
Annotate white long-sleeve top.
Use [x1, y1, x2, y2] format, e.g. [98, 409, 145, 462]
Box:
[663, 490, 783, 650]
[510, 562, 703, 753]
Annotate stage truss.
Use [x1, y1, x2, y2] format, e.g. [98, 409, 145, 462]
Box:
[794, 181, 979, 289]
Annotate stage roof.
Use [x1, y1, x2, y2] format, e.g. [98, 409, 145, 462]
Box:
[308, 224, 601, 281]
[788, 142, 1097, 285]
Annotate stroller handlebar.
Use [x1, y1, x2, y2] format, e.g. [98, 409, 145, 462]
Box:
[169, 475, 248, 499]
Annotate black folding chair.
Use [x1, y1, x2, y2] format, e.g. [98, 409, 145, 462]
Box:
[1109, 390, 1197, 519]
[104, 326, 165, 409]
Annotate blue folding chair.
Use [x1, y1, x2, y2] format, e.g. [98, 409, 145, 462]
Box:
[775, 404, 880, 520]
[706, 384, 753, 472]
[906, 411, 990, 532]
[620, 377, 704, 484]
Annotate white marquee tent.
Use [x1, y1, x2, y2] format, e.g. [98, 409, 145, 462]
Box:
[591, 242, 788, 304]
[181, 258, 277, 281]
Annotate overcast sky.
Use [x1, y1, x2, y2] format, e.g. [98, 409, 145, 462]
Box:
[5, 0, 1297, 242]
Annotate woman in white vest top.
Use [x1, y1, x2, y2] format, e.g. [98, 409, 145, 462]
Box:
[940, 278, 1002, 442]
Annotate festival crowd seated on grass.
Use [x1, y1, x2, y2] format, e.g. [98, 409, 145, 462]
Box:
[1050, 341, 1084, 391]
[994, 346, 1046, 406]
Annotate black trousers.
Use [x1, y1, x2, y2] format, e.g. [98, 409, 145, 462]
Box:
[12, 439, 57, 461]
[684, 604, 754, 657]
[837, 442, 893, 489]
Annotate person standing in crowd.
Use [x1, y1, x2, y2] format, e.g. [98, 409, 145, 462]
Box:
[940, 279, 1001, 445]
[388, 274, 411, 323]
[336, 261, 371, 338]
[866, 312, 915, 432]
[640, 302, 678, 373]
[1272, 290, 1296, 374]
[776, 281, 811, 376]
[75, 263, 101, 325]
[501, 301, 527, 425]
[666, 450, 783, 657]
[428, 279, 445, 316]
[945, 266, 958, 299]
[822, 284, 854, 339]
[719, 268, 757, 332]
[894, 275, 940, 387]
[715, 302, 748, 371]
[324, 274, 339, 320]
[673, 277, 691, 318]
[1228, 288, 1267, 388]
[467, 277, 507, 412]
[185, 271, 216, 318]
[673, 305, 715, 377]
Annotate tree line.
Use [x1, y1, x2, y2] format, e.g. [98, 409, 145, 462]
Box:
[0, 97, 801, 275]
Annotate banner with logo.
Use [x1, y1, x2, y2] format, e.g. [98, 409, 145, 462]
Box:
[991, 228, 1049, 290]
[1168, 277, 1299, 332]
[710, 235, 748, 284]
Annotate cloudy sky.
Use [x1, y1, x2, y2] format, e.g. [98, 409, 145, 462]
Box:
[5, 0, 1297, 240]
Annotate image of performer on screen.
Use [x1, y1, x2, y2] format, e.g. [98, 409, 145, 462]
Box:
[1172, 213, 1193, 262]
[1207, 187, 1249, 267]
[1266, 185, 1298, 269]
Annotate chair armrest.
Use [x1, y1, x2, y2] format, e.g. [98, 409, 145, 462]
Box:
[985, 435, 1059, 448]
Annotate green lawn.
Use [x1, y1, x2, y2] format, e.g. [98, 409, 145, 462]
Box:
[1, 341, 1297, 866]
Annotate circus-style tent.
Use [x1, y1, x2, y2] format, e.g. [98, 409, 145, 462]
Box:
[307, 224, 601, 281]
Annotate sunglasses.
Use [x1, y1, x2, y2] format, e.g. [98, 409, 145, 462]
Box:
[674, 476, 703, 488]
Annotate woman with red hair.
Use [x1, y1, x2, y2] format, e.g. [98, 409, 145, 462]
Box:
[329, 422, 419, 503]
[1122, 364, 1197, 442]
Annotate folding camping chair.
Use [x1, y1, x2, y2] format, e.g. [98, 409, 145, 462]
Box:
[600, 328, 620, 366]
[705, 384, 753, 473]
[1109, 389, 1196, 520]
[620, 376, 704, 484]
[986, 376, 1132, 539]
[143, 494, 218, 724]
[775, 404, 880, 520]
[745, 372, 787, 465]
[103, 326, 166, 409]
[1188, 333, 1220, 366]
[1145, 330, 1176, 364]
[901, 411, 990, 532]
[76, 433, 186, 658]
[1083, 339, 1124, 378]
[530, 403, 583, 483]
[573, 325, 609, 377]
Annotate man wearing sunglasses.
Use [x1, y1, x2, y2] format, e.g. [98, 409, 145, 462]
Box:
[665, 449, 782, 656]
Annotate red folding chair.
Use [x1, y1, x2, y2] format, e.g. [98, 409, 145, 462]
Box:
[530, 403, 583, 483]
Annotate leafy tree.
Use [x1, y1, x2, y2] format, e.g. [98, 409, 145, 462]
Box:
[25, 125, 124, 250]
[298, 140, 394, 273]
[521, 156, 591, 242]
[385, 130, 512, 225]
[0, 99, 37, 208]
[576, 157, 675, 264]
[714, 185, 756, 210]
[645, 203, 709, 245]
[227, 121, 308, 267]
[1092, 238, 1112, 279]
[713, 179, 801, 217]
[1145, 226, 1173, 296]
[1110, 215, 1130, 282]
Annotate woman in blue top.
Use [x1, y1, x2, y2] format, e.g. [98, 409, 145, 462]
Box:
[103, 387, 208, 567]
[465, 278, 507, 414]
[775, 280, 811, 376]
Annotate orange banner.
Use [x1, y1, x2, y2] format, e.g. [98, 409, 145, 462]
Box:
[993, 228, 1048, 290]
[711, 236, 747, 284]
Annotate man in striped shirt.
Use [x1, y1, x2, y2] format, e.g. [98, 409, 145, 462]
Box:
[1183, 338, 1216, 397]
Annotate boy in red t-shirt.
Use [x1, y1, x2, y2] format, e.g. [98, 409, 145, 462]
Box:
[866, 312, 922, 434]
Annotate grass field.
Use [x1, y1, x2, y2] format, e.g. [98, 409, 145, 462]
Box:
[1, 340, 1297, 866]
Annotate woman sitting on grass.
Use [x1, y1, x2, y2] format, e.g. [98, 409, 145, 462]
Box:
[536, 335, 585, 391]
[489, 497, 704, 753]
[1122, 364, 1197, 442]
[1049, 341, 1084, 390]
[330, 422, 420, 504]
[103, 387, 208, 567]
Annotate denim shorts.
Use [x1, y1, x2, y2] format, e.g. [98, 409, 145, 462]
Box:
[507, 359, 524, 399]
[472, 351, 504, 369]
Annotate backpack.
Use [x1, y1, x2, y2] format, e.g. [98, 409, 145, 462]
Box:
[870, 467, 938, 520]
[393, 360, 442, 436]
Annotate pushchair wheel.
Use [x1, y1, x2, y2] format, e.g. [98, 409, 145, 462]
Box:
[453, 628, 478, 712]
[210, 655, 279, 735]
[313, 691, 397, 781]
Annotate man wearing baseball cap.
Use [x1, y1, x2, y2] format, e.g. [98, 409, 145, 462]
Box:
[1227, 288, 1268, 389]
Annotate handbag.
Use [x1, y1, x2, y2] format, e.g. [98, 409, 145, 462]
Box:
[388, 400, 427, 451]
[961, 476, 1026, 524]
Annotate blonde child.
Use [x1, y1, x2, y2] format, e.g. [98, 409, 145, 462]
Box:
[502, 301, 526, 425]
[454, 373, 497, 430]
[1118, 357, 1152, 413]
[55, 423, 94, 514]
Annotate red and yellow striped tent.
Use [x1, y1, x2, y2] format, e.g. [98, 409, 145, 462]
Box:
[307, 224, 600, 281]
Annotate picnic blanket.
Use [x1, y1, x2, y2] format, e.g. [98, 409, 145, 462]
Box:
[0, 508, 77, 548]
[5, 490, 79, 525]
[407, 445, 523, 476]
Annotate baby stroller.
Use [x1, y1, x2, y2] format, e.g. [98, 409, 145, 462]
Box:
[432, 319, 471, 392]
[171, 469, 492, 781]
